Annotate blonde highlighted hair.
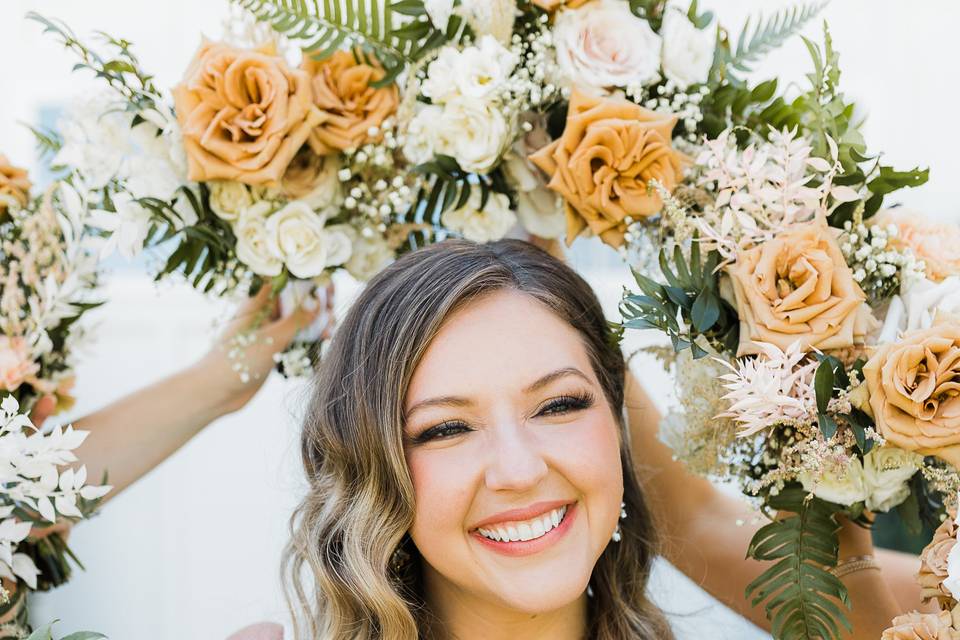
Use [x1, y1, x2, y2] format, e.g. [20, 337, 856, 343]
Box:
[284, 239, 673, 639]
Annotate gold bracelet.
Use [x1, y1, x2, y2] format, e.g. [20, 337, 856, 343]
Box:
[830, 555, 881, 579]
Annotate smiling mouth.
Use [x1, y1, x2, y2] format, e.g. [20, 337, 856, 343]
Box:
[475, 505, 570, 543]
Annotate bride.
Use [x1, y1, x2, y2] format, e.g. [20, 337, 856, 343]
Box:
[270, 239, 902, 639]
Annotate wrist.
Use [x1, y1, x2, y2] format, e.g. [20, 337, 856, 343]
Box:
[183, 358, 245, 422]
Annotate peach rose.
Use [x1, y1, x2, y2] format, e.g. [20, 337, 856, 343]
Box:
[302, 50, 399, 155]
[531, 0, 590, 11]
[0, 337, 39, 393]
[172, 40, 321, 186]
[919, 512, 958, 607]
[529, 89, 685, 248]
[863, 316, 960, 467]
[875, 209, 960, 282]
[882, 611, 960, 640]
[726, 217, 875, 357]
[0, 155, 30, 215]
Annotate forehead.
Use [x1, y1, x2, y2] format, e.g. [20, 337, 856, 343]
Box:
[406, 290, 596, 406]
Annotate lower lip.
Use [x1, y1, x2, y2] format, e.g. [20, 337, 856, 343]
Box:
[470, 503, 577, 557]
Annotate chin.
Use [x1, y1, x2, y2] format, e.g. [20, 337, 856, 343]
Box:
[487, 565, 593, 614]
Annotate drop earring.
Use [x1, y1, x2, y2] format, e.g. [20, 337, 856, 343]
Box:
[612, 501, 627, 542]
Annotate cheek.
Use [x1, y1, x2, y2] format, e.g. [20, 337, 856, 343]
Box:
[406, 449, 478, 542]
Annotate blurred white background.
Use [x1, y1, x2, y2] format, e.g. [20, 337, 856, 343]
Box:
[3, 0, 959, 638]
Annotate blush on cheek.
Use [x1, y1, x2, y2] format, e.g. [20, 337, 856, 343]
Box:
[406, 450, 478, 538]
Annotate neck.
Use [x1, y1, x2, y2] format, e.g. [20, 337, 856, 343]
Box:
[422, 569, 588, 640]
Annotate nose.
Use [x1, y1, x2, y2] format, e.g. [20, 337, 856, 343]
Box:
[483, 422, 549, 493]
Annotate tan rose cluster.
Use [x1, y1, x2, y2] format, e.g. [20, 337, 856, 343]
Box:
[863, 315, 960, 468]
[173, 41, 397, 189]
[875, 208, 960, 283]
[882, 610, 960, 640]
[0, 155, 31, 217]
[726, 217, 876, 357]
[918, 512, 959, 609]
[529, 89, 686, 248]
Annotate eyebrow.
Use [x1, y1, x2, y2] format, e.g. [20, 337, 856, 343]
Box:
[404, 367, 591, 420]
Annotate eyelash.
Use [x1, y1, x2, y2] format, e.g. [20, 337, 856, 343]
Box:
[410, 392, 596, 444]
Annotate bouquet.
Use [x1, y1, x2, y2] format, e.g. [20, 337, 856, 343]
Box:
[612, 22, 945, 640]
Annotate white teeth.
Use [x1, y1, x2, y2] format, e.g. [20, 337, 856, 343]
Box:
[477, 505, 569, 543]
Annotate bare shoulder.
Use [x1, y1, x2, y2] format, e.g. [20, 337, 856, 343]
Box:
[225, 622, 284, 640]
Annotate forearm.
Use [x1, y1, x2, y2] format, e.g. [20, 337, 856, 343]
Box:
[73, 360, 233, 502]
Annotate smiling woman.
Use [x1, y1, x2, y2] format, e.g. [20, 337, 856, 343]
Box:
[284, 239, 672, 640]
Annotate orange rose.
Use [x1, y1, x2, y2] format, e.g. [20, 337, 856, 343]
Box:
[918, 512, 958, 607]
[172, 40, 321, 186]
[875, 208, 960, 282]
[0, 155, 30, 215]
[882, 611, 960, 640]
[529, 89, 685, 248]
[863, 315, 960, 467]
[302, 50, 399, 155]
[0, 336, 39, 393]
[726, 217, 875, 357]
[531, 0, 590, 10]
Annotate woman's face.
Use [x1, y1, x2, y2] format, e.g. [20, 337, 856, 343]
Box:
[403, 290, 624, 615]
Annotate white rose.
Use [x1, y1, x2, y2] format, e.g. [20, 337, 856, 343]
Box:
[402, 105, 442, 165]
[799, 458, 868, 506]
[234, 212, 283, 277]
[265, 201, 352, 279]
[209, 181, 254, 222]
[434, 96, 509, 174]
[879, 277, 960, 343]
[554, 0, 662, 94]
[945, 535, 960, 599]
[422, 36, 517, 103]
[330, 225, 395, 281]
[862, 447, 921, 512]
[660, 7, 715, 89]
[424, 0, 455, 31]
[502, 149, 565, 239]
[441, 189, 516, 243]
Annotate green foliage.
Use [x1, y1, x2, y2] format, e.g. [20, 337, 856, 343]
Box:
[627, 0, 667, 30]
[232, 0, 460, 85]
[26, 621, 106, 640]
[723, 3, 827, 75]
[746, 485, 851, 640]
[27, 13, 160, 116]
[25, 124, 63, 162]
[811, 355, 874, 454]
[620, 238, 739, 358]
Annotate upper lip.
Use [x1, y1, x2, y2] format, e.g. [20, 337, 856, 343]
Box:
[469, 500, 572, 531]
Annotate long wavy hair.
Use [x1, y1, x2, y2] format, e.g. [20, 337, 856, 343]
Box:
[284, 239, 673, 640]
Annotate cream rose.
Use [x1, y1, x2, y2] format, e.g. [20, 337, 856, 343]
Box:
[726, 217, 874, 357]
[173, 40, 320, 186]
[881, 278, 960, 344]
[433, 97, 509, 174]
[660, 7, 715, 89]
[876, 208, 960, 282]
[281, 148, 342, 213]
[798, 458, 868, 506]
[0, 337, 39, 393]
[303, 50, 399, 155]
[234, 206, 283, 277]
[402, 105, 441, 165]
[863, 315, 960, 467]
[208, 181, 254, 222]
[502, 150, 565, 239]
[553, 0, 662, 93]
[328, 225, 395, 282]
[421, 36, 518, 104]
[881, 611, 960, 640]
[0, 155, 30, 215]
[441, 190, 516, 243]
[265, 201, 351, 278]
[529, 89, 685, 248]
[862, 447, 921, 512]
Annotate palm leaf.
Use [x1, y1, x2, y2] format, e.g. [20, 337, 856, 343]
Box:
[729, 2, 828, 74]
[745, 485, 851, 640]
[231, 0, 457, 85]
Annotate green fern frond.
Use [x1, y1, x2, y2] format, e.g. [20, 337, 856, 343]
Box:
[730, 2, 828, 74]
[23, 124, 63, 161]
[746, 486, 851, 640]
[231, 0, 457, 85]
